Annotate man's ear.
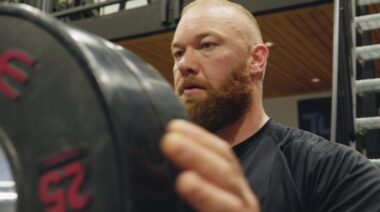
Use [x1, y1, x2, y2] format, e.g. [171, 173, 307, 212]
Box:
[248, 44, 269, 77]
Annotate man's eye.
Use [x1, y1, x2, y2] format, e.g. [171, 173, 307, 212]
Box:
[200, 42, 216, 49]
[173, 51, 184, 59]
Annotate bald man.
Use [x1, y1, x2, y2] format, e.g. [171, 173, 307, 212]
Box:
[161, 0, 380, 211]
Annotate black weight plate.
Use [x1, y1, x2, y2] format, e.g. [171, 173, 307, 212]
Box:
[0, 3, 188, 212]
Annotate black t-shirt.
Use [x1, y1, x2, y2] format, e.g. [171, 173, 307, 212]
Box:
[233, 120, 380, 212]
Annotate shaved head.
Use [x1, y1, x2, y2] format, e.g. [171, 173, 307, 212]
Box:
[182, 0, 263, 46]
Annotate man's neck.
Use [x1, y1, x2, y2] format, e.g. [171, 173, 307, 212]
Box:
[214, 103, 269, 147]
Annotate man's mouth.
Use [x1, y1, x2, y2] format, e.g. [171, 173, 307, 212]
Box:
[182, 83, 206, 95]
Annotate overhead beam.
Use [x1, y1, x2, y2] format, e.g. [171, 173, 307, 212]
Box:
[236, 0, 332, 14]
[70, 0, 331, 41]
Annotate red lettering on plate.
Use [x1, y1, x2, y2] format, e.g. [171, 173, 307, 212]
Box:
[38, 171, 65, 212]
[0, 50, 34, 100]
[38, 154, 90, 212]
[64, 161, 90, 210]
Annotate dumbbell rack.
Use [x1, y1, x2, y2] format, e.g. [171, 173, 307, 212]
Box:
[331, 0, 380, 157]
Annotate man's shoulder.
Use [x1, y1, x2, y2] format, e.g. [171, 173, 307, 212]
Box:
[268, 120, 334, 151]
[267, 121, 380, 211]
[267, 120, 362, 170]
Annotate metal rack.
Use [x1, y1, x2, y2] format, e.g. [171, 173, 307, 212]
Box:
[331, 0, 380, 157]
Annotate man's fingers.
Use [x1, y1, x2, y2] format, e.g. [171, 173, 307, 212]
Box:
[161, 120, 260, 212]
[166, 119, 237, 162]
[161, 131, 230, 174]
[161, 131, 242, 188]
[177, 171, 244, 212]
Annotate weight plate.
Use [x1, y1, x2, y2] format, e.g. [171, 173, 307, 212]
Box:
[0, 3, 188, 212]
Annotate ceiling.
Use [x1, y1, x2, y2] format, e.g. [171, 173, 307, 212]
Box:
[117, 2, 334, 99]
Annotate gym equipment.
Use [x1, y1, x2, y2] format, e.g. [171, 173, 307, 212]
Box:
[0, 3, 188, 212]
[331, 0, 380, 157]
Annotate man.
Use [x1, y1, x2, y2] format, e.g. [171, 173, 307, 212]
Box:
[160, 0, 380, 211]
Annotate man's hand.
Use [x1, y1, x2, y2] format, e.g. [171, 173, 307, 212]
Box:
[161, 119, 260, 212]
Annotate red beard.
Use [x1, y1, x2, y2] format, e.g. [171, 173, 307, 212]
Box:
[175, 60, 253, 132]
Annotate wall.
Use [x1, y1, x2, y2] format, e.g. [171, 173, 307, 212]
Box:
[263, 92, 331, 128]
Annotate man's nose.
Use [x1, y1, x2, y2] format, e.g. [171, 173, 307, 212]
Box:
[177, 49, 199, 76]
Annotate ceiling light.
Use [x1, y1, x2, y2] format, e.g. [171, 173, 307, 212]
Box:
[264, 42, 274, 47]
[311, 78, 320, 83]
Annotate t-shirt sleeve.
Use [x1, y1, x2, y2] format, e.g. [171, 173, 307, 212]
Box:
[301, 142, 380, 212]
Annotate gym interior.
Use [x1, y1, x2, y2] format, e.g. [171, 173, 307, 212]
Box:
[0, 0, 379, 212]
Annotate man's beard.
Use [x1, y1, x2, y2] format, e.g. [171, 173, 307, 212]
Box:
[175, 61, 253, 132]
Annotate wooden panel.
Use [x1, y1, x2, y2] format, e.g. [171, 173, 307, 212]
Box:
[118, 32, 175, 83]
[116, 2, 334, 98]
[257, 3, 333, 97]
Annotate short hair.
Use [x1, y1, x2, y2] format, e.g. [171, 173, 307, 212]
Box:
[181, 0, 263, 44]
